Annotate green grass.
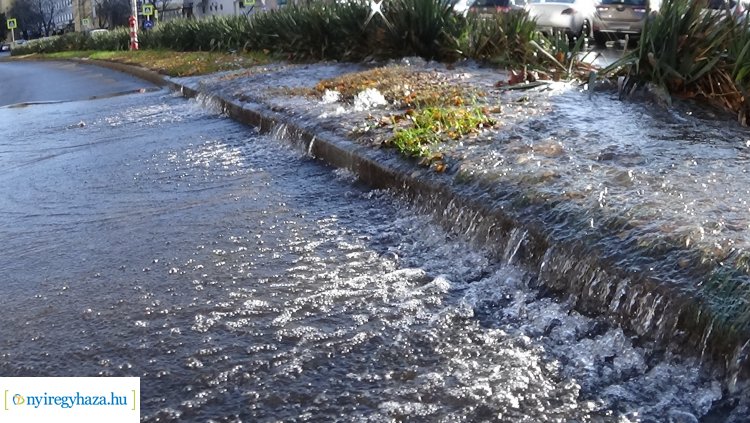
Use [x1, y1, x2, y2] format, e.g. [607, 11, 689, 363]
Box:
[390, 106, 495, 159]
[44, 49, 270, 76]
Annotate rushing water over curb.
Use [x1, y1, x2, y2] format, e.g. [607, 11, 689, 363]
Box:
[164, 62, 750, 392]
[0, 89, 744, 421]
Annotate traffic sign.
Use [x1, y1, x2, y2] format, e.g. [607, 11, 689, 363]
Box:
[7, 18, 17, 30]
[142, 4, 154, 16]
[82, 18, 90, 26]
[143, 20, 154, 29]
[243, 0, 256, 6]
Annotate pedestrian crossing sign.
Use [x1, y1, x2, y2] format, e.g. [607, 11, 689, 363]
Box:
[7, 18, 17, 30]
[243, 0, 256, 6]
[142, 4, 154, 16]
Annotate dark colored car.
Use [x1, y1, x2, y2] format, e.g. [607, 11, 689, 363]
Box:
[468, 0, 527, 16]
[593, 0, 660, 46]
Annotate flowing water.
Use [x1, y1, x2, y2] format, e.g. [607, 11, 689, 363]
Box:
[0, 90, 744, 421]
[182, 61, 750, 388]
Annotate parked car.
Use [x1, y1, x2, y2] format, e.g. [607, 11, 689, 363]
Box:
[593, 0, 661, 47]
[1, 43, 10, 52]
[88, 29, 110, 37]
[453, 0, 474, 15]
[466, 0, 526, 17]
[525, 0, 597, 41]
[702, 0, 749, 20]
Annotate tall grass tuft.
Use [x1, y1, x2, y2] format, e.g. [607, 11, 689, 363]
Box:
[9, 0, 596, 83]
[456, 9, 536, 65]
[248, 2, 370, 61]
[378, 0, 463, 61]
[608, 0, 750, 122]
[139, 17, 254, 51]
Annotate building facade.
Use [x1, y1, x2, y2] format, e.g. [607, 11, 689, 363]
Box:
[54, 0, 74, 33]
[0, 0, 13, 14]
[183, 0, 283, 19]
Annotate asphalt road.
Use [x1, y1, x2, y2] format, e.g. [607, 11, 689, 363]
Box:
[0, 60, 156, 107]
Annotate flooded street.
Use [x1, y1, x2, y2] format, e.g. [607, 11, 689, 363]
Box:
[0, 88, 739, 421]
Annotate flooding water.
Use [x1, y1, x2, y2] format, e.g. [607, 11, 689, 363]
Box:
[181, 61, 750, 384]
[0, 91, 741, 421]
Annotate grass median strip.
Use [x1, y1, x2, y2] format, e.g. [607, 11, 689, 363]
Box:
[43, 50, 271, 77]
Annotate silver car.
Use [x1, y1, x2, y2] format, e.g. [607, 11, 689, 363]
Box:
[593, 0, 661, 46]
[703, 0, 749, 20]
[526, 0, 597, 41]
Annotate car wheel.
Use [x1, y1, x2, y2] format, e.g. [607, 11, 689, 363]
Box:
[582, 19, 592, 39]
[626, 35, 639, 49]
[593, 30, 608, 48]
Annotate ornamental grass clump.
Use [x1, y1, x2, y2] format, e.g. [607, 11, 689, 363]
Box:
[248, 1, 371, 60]
[608, 0, 750, 123]
[377, 0, 464, 61]
[247, 0, 463, 61]
[139, 16, 254, 51]
[458, 9, 537, 65]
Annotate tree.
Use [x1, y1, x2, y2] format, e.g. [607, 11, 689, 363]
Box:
[9, 0, 61, 37]
[9, 0, 43, 38]
[0, 13, 8, 41]
[94, 0, 130, 28]
[34, 0, 58, 36]
[153, 0, 177, 20]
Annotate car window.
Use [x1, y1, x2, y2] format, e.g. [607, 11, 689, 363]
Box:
[472, 0, 512, 6]
[706, 0, 737, 8]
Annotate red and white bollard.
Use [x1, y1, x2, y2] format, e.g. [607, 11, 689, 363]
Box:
[129, 15, 139, 51]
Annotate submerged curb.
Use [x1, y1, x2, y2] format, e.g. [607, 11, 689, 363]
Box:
[69, 57, 170, 87]
[80, 59, 749, 387]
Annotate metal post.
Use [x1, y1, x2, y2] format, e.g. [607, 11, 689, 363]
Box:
[128, 0, 139, 50]
[11, 27, 15, 44]
[129, 14, 138, 50]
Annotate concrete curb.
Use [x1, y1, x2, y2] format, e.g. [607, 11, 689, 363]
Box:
[69, 58, 171, 87]
[79, 59, 749, 384]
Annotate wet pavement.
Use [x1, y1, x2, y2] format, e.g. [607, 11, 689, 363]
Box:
[0, 61, 746, 422]
[0, 60, 155, 107]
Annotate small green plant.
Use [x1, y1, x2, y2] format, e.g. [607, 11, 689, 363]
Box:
[390, 106, 494, 158]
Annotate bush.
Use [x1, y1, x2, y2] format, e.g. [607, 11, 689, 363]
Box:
[458, 9, 537, 65]
[10, 0, 578, 77]
[140, 16, 254, 51]
[11, 29, 130, 55]
[247, 1, 370, 60]
[610, 0, 750, 122]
